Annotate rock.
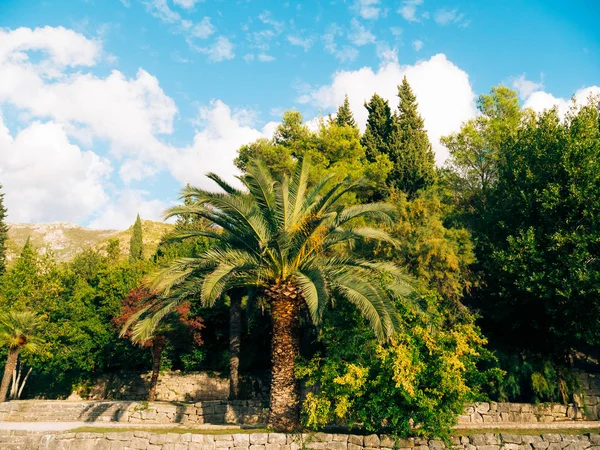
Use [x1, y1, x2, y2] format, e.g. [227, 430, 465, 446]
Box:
[250, 434, 269, 445]
[363, 435, 380, 447]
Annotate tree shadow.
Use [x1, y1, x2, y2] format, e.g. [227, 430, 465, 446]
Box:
[78, 401, 134, 422]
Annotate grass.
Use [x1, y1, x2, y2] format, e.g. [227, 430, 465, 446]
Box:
[68, 426, 600, 437]
[71, 426, 269, 435]
[452, 428, 600, 436]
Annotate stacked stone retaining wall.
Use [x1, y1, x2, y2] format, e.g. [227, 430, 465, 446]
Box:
[0, 400, 268, 425]
[2, 431, 600, 450]
[68, 372, 268, 402]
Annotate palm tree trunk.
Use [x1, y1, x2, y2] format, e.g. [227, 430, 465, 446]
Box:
[229, 289, 242, 400]
[266, 284, 300, 431]
[148, 336, 165, 402]
[0, 349, 19, 403]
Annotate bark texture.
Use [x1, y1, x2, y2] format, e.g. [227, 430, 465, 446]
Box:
[229, 290, 242, 400]
[265, 282, 301, 431]
[0, 348, 19, 403]
[148, 336, 165, 402]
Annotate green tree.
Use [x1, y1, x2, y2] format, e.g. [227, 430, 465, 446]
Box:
[387, 77, 436, 196]
[129, 214, 144, 262]
[441, 85, 522, 219]
[334, 94, 357, 128]
[361, 94, 392, 163]
[479, 100, 600, 362]
[0, 311, 44, 402]
[0, 185, 8, 275]
[139, 159, 413, 431]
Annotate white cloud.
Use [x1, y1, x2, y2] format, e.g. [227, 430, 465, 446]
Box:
[323, 24, 359, 62]
[348, 19, 376, 46]
[353, 0, 382, 20]
[398, 0, 424, 22]
[0, 26, 177, 164]
[287, 34, 314, 51]
[376, 42, 398, 63]
[0, 26, 100, 68]
[168, 100, 267, 190]
[173, 0, 203, 9]
[257, 53, 276, 62]
[511, 74, 544, 100]
[0, 116, 111, 224]
[143, 0, 217, 59]
[88, 189, 169, 230]
[191, 17, 216, 39]
[198, 36, 235, 62]
[524, 86, 600, 119]
[433, 9, 468, 26]
[412, 39, 424, 51]
[298, 54, 478, 165]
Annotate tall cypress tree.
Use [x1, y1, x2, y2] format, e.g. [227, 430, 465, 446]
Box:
[387, 77, 436, 196]
[129, 214, 144, 262]
[334, 94, 357, 128]
[361, 94, 393, 163]
[0, 185, 8, 275]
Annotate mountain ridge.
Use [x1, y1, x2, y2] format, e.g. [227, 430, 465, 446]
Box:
[6, 220, 174, 263]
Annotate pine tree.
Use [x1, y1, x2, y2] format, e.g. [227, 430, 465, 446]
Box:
[387, 76, 436, 196]
[0, 185, 8, 275]
[361, 94, 393, 163]
[334, 94, 357, 128]
[129, 214, 144, 262]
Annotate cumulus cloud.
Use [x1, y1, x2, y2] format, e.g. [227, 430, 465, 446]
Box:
[511, 74, 544, 100]
[524, 86, 600, 118]
[298, 54, 478, 165]
[0, 116, 111, 223]
[88, 189, 170, 230]
[412, 39, 424, 51]
[168, 100, 268, 190]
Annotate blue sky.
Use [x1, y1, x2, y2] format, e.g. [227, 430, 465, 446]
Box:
[0, 0, 598, 228]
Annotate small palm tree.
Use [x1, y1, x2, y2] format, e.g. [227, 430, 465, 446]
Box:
[0, 311, 43, 403]
[137, 159, 413, 430]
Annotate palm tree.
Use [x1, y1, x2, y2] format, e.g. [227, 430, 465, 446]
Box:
[136, 159, 413, 431]
[0, 311, 43, 403]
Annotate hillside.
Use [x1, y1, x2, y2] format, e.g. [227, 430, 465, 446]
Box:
[6, 220, 174, 263]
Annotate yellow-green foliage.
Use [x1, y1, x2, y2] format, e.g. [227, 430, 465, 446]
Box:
[297, 293, 503, 437]
[373, 187, 476, 300]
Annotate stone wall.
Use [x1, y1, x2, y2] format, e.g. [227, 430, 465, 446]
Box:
[3, 430, 600, 450]
[0, 400, 268, 425]
[458, 402, 581, 424]
[69, 371, 268, 402]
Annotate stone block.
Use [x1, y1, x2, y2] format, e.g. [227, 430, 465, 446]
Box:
[333, 434, 349, 443]
[476, 402, 491, 413]
[546, 443, 563, 450]
[380, 435, 395, 448]
[348, 435, 363, 446]
[250, 434, 269, 445]
[347, 444, 362, 450]
[363, 434, 380, 447]
[234, 434, 251, 445]
[429, 439, 445, 449]
[502, 434, 524, 444]
[268, 434, 287, 444]
[542, 435, 562, 443]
